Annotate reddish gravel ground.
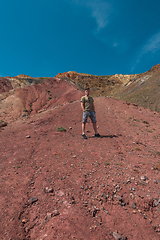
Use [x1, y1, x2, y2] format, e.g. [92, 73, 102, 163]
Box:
[0, 94, 160, 239]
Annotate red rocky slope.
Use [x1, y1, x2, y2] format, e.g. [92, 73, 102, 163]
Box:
[0, 77, 83, 123]
[0, 77, 13, 94]
[0, 96, 160, 239]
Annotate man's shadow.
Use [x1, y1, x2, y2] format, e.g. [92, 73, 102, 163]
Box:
[88, 134, 118, 139]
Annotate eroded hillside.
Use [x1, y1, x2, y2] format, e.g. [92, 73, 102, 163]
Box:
[55, 71, 139, 97]
[56, 64, 160, 112]
[114, 64, 160, 113]
[0, 77, 83, 123]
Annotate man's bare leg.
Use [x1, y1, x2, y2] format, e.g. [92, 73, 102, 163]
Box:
[82, 122, 88, 139]
[82, 122, 86, 135]
[93, 122, 98, 134]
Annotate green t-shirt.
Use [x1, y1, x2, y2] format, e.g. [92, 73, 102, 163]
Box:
[80, 95, 94, 112]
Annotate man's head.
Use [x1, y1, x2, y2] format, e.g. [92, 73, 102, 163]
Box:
[85, 87, 90, 96]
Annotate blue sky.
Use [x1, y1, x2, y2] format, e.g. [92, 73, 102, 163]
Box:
[0, 0, 160, 77]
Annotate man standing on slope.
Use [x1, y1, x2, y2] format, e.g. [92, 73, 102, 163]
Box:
[80, 87, 101, 139]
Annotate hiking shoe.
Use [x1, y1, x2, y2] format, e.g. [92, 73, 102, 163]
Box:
[95, 133, 101, 137]
[82, 134, 88, 139]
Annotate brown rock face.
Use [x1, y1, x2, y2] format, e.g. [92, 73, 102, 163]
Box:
[148, 63, 160, 72]
[0, 77, 13, 93]
[16, 74, 33, 78]
[55, 71, 137, 97]
[56, 71, 78, 79]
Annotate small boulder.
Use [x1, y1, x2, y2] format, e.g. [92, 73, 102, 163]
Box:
[0, 120, 7, 128]
[44, 187, 54, 193]
[28, 197, 38, 204]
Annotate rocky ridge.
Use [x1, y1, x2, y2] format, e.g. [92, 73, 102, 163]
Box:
[55, 71, 139, 96]
[56, 64, 160, 113]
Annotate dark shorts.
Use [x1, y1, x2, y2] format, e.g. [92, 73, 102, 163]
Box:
[82, 111, 97, 123]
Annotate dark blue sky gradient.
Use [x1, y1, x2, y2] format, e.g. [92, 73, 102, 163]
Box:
[0, 0, 160, 77]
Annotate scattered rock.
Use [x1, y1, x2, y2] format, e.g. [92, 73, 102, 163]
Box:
[113, 232, 121, 240]
[52, 210, 59, 217]
[22, 218, 27, 223]
[102, 194, 107, 200]
[44, 187, 54, 193]
[28, 197, 38, 204]
[131, 203, 136, 209]
[140, 176, 147, 181]
[83, 201, 88, 207]
[113, 231, 127, 240]
[38, 109, 46, 113]
[70, 196, 75, 204]
[154, 200, 160, 207]
[47, 212, 52, 218]
[26, 135, 31, 138]
[22, 112, 29, 117]
[138, 180, 147, 186]
[0, 120, 7, 128]
[114, 195, 122, 201]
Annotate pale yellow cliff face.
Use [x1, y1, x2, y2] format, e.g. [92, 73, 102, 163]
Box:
[2, 75, 43, 91]
[114, 74, 139, 85]
[55, 70, 139, 97]
[16, 74, 33, 78]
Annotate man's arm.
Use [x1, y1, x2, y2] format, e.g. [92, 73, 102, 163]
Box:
[81, 102, 85, 112]
[92, 102, 95, 112]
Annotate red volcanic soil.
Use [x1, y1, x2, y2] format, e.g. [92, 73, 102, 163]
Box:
[0, 95, 160, 239]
